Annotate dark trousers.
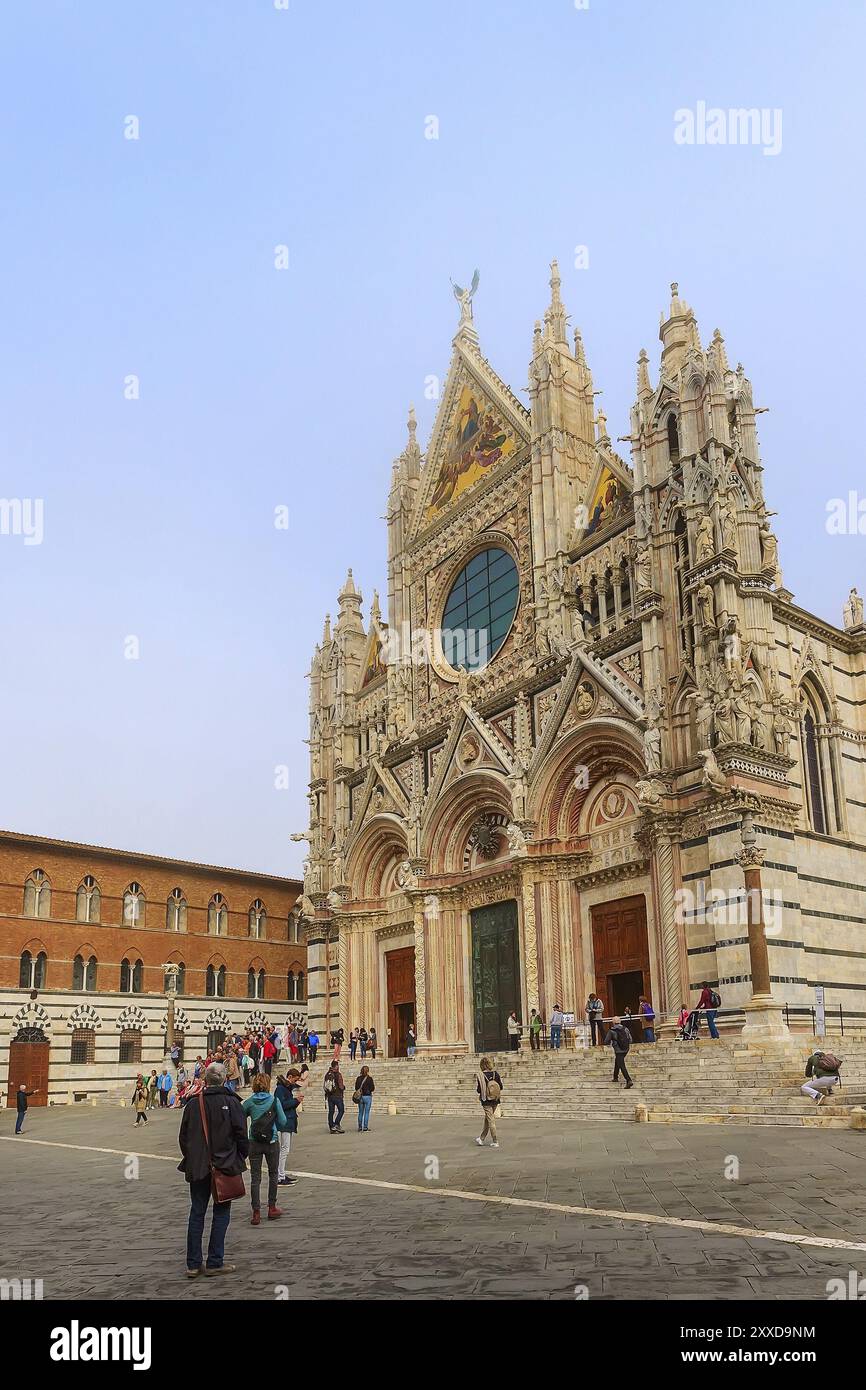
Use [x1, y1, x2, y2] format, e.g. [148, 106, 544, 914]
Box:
[590, 1017, 605, 1045]
[327, 1095, 345, 1130]
[612, 1052, 633, 1084]
[15, 1110, 25, 1133]
[263, 1059, 272, 1076]
[530, 1031, 540, 1050]
[309, 1046, 317, 1062]
[349, 1042, 357, 1059]
[135, 1111, 148, 1124]
[248, 1139, 279, 1211]
[186, 1177, 231, 1270]
[160, 1090, 169, 1106]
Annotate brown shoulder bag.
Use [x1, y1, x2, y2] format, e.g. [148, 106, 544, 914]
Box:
[198, 1090, 246, 1203]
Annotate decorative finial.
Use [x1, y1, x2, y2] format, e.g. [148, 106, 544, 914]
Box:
[407, 403, 416, 442]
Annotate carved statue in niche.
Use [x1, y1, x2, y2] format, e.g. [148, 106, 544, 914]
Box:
[631, 541, 652, 592]
[643, 718, 662, 773]
[694, 513, 714, 563]
[711, 681, 736, 746]
[686, 689, 714, 753]
[772, 699, 795, 755]
[758, 520, 779, 579]
[720, 492, 739, 553]
[696, 581, 716, 631]
[732, 679, 752, 744]
[745, 683, 768, 750]
[506, 770, 528, 822]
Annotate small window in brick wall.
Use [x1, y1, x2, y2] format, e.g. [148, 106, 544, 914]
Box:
[71, 1028, 96, 1064]
[118, 1029, 142, 1065]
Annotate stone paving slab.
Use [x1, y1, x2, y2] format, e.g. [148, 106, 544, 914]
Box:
[0, 1105, 864, 1300]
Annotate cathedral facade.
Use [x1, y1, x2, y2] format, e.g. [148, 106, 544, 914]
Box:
[299, 268, 866, 1056]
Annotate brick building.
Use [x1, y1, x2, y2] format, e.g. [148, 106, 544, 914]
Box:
[0, 830, 303, 1105]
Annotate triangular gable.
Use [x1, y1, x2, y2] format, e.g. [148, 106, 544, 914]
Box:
[359, 625, 388, 691]
[575, 455, 634, 546]
[411, 336, 530, 537]
[529, 648, 645, 777]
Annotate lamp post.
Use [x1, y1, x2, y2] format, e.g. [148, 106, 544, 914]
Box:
[737, 812, 789, 1039]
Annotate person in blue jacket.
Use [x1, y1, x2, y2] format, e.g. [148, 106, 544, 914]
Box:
[274, 1069, 301, 1186]
[242, 1074, 287, 1223]
[158, 1068, 173, 1107]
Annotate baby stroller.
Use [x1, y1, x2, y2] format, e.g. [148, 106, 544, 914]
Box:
[677, 1008, 701, 1041]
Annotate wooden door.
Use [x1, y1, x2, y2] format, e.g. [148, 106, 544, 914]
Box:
[386, 946, 415, 1056]
[471, 900, 519, 1054]
[8, 1036, 50, 1105]
[590, 896, 650, 1036]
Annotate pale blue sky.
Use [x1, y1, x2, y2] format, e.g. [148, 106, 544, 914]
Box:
[1, 0, 863, 874]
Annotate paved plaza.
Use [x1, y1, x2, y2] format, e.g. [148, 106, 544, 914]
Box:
[1, 1103, 865, 1301]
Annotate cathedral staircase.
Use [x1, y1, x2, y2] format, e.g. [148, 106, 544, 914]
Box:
[356, 1038, 866, 1129]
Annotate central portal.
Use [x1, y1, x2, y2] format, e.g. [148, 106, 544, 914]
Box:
[471, 899, 520, 1054]
[590, 895, 650, 1042]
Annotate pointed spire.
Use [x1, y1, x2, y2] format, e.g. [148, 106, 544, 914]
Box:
[323, 613, 331, 644]
[710, 328, 730, 372]
[544, 258, 568, 344]
[340, 568, 357, 600]
[636, 347, 653, 398]
[573, 326, 586, 366]
[370, 589, 381, 626]
[532, 319, 543, 356]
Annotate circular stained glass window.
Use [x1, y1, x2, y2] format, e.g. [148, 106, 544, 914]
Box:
[441, 546, 519, 672]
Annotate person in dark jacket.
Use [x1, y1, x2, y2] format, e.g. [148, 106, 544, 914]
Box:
[604, 1017, 634, 1088]
[15, 1083, 38, 1134]
[275, 1070, 301, 1185]
[695, 983, 720, 1039]
[324, 1060, 345, 1132]
[177, 1061, 248, 1278]
[475, 1057, 503, 1147]
[354, 1065, 375, 1131]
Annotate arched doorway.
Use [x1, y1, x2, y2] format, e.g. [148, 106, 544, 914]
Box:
[7, 1027, 50, 1106]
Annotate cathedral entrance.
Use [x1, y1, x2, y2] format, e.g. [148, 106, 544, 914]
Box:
[471, 900, 519, 1055]
[386, 946, 415, 1057]
[7, 1029, 50, 1105]
[590, 896, 650, 1043]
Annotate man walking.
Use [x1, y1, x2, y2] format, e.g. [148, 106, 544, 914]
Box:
[178, 1061, 248, 1278]
[801, 1049, 842, 1104]
[604, 1016, 634, 1088]
[324, 1059, 345, 1133]
[15, 1083, 38, 1134]
[307, 1030, 319, 1063]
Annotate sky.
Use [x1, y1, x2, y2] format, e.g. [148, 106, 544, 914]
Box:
[0, 0, 863, 875]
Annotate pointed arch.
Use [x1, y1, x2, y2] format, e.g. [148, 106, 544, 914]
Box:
[422, 770, 513, 876]
[797, 673, 841, 834]
[529, 721, 645, 842]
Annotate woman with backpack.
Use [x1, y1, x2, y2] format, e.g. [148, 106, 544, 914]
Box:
[696, 982, 721, 1039]
[475, 1057, 503, 1148]
[241, 1074, 287, 1224]
[353, 1065, 375, 1131]
[801, 1050, 842, 1104]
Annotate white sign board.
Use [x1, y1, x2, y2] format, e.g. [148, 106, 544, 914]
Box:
[815, 986, 826, 1038]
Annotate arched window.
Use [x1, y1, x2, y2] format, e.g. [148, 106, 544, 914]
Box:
[120, 957, 143, 993]
[288, 912, 301, 945]
[258, 968, 266, 1000]
[249, 900, 266, 939]
[286, 969, 296, 1001]
[23, 869, 51, 919]
[76, 876, 101, 923]
[799, 682, 839, 834]
[248, 967, 266, 1000]
[122, 883, 145, 927]
[166, 888, 187, 933]
[19, 949, 47, 989]
[206, 964, 226, 997]
[673, 513, 694, 663]
[72, 954, 84, 990]
[70, 1028, 95, 1064]
[667, 413, 680, 462]
[208, 893, 228, 936]
[296, 971, 305, 1002]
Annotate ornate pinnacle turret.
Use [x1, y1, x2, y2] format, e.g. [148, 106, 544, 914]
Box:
[369, 588, 381, 627]
[322, 613, 331, 644]
[532, 319, 543, 356]
[573, 326, 586, 366]
[595, 406, 609, 444]
[636, 347, 653, 398]
[543, 258, 569, 345]
[709, 328, 730, 373]
[340, 568, 357, 600]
